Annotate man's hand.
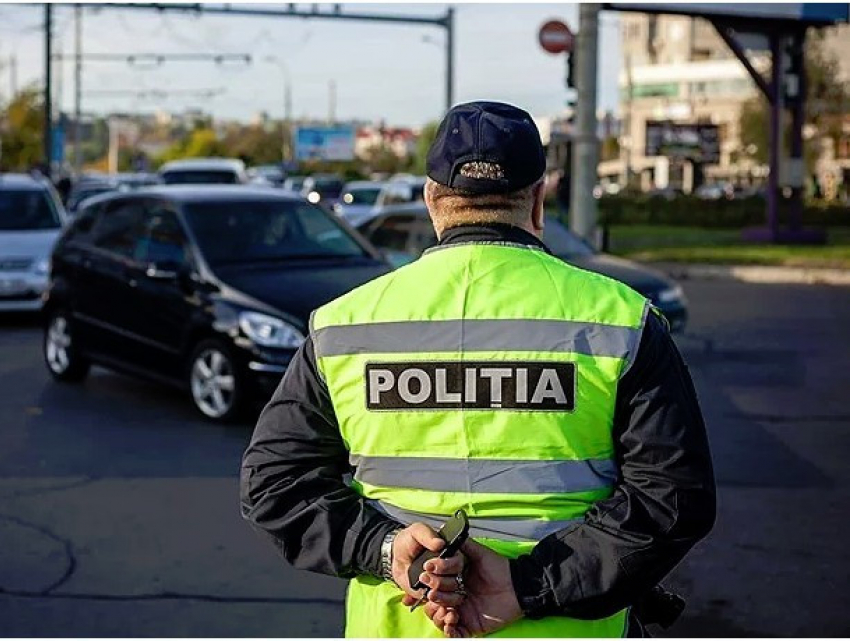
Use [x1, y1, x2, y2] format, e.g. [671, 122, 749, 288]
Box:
[391, 523, 465, 598]
[419, 539, 522, 637]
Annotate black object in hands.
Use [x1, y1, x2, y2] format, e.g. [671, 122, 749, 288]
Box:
[408, 509, 469, 610]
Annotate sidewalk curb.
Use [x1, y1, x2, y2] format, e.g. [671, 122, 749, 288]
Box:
[652, 262, 850, 286]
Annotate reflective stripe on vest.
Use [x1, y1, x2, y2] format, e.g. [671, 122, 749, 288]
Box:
[312, 242, 648, 637]
[314, 318, 641, 361]
[350, 454, 618, 494]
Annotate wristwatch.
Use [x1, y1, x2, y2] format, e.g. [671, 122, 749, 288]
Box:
[380, 528, 403, 585]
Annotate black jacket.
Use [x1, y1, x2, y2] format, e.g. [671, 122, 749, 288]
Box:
[240, 223, 716, 621]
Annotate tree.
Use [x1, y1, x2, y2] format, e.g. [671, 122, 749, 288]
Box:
[411, 121, 440, 174]
[222, 123, 286, 166]
[157, 127, 226, 165]
[362, 142, 409, 175]
[0, 87, 44, 171]
[738, 32, 850, 169]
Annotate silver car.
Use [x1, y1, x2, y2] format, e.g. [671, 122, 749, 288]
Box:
[0, 174, 67, 311]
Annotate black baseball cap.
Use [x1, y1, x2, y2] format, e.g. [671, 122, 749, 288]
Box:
[426, 101, 546, 194]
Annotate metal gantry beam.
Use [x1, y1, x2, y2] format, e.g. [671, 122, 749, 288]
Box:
[53, 52, 252, 65]
[87, 2, 455, 110]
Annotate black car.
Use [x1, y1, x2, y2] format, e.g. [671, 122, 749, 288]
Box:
[43, 186, 390, 421]
[356, 206, 688, 331]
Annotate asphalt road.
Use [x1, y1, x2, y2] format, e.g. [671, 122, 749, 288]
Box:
[1, 278, 849, 637]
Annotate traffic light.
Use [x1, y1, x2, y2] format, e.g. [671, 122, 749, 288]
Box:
[566, 52, 576, 90]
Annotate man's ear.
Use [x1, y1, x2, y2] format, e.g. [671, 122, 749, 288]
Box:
[531, 181, 546, 233]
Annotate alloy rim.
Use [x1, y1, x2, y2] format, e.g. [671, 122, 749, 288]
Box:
[46, 316, 72, 374]
[190, 348, 236, 418]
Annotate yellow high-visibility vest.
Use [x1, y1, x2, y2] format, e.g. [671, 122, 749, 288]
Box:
[311, 241, 650, 637]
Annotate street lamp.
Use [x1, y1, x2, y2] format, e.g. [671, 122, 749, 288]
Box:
[264, 55, 293, 163]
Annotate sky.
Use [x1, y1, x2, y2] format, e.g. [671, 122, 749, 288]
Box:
[0, 3, 622, 127]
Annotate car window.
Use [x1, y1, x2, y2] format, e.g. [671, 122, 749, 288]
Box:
[184, 199, 369, 265]
[161, 170, 238, 185]
[409, 219, 438, 256]
[0, 189, 62, 231]
[312, 179, 343, 198]
[543, 218, 594, 258]
[91, 200, 146, 257]
[64, 211, 97, 244]
[381, 184, 413, 206]
[368, 214, 417, 253]
[135, 207, 189, 267]
[342, 187, 381, 206]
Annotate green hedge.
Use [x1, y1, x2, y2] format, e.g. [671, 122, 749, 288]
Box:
[596, 196, 850, 228]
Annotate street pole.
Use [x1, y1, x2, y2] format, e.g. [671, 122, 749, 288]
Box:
[44, 3, 53, 177]
[328, 79, 336, 124]
[625, 53, 633, 189]
[108, 118, 118, 175]
[788, 29, 806, 232]
[766, 33, 783, 241]
[73, 4, 82, 174]
[569, 3, 600, 242]
[284, 76, 292, 162]
[445, 6, 454, 112]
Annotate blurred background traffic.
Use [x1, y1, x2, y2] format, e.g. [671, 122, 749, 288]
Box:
[1, 2, 849, 637]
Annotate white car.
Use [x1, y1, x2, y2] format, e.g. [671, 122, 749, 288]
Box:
[0, 173, 68, 311]
[159, 158, 248, 185]
[335, 178, 426, 228]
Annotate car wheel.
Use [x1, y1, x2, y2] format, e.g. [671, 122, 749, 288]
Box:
[188, 340, 244, 422]
[44, 311, 90, 382]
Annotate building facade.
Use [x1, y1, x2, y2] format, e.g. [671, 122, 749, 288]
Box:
[606, 13, 850, 196]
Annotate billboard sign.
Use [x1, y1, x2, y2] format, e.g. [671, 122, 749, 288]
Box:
[645, 121, 720, 164]
[604, 3, 848, 25]
[294, 126, 355, 162]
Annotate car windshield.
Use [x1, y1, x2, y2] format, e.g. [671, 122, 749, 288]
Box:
[185, 199, 369, 265]
[69, 186, 115, 209]
[342, 187, 381, 206]
[0, 189, 61, 231]
[311, 179, 343, 198]
[161, 170, 238, 185]
[543, 218, 594, 258]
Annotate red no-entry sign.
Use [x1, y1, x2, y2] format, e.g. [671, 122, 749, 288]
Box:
[538, 20, 574, 55]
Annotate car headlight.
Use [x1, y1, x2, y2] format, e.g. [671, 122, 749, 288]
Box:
[307, 191, 321, 204]
[656, 285, 684, 304]
[33, 258, 51, 276]
[238, 311, 305, 348]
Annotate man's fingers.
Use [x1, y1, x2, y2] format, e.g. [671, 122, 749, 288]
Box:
[427, 589, 465, 607]
[425, 553, 465, 576]
[401, 593, 419, 607]
[420, 571, 464, 594]
[407, 522, 445, 552]
[460, 538, 487, 561]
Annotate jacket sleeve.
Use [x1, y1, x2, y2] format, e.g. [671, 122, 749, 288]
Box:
[240, 336, 402, 578]
[509, 311, 717, 619]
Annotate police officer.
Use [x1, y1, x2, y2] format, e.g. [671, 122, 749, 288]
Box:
[241, 101, 715, 638]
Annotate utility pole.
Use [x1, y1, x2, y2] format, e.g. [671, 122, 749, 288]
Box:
[624, 53, 633, 189]
[44, 4, 53, 177]
[569, 3, 600, 242]
[328, 79, 336, 124]
[73, 5, 82, 174]
[446, 6, 454, 111]
[10, 54, 17, 97]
